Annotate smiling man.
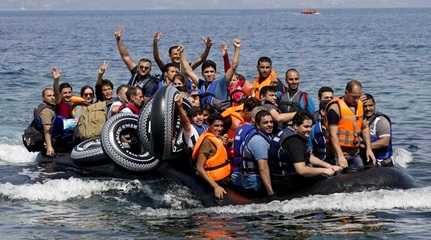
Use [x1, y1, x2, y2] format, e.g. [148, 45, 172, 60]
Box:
[231, 110, 275, 197]
[114, 26, 159, 101]
[269, 111, 340, 179]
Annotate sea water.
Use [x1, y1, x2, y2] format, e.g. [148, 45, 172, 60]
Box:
[0, 9, 431, 239]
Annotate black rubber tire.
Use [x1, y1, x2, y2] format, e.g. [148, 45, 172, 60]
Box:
[138, 99, 153, 151]
[101, 112, 159, 172]
[70, 138, 109, 165]
[151, 86, 194, 160]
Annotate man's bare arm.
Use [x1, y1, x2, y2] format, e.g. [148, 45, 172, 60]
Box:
[152, 32, 166, 72]
[190, 36, 213, 70]
[114, 26, 136, 71]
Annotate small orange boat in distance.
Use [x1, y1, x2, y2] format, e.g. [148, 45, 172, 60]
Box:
[302, 8, 320, 15]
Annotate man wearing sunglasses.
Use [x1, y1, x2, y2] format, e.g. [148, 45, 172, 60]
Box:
[114, 26, 159, 102]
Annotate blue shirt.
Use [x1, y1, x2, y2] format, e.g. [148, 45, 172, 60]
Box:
[244, 134, 269, 161]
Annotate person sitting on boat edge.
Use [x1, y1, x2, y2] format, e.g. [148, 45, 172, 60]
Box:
[260, 86, 296, 126]
[179, 38, 240, 109]
[31, 87, 71, 156]
[153, 31, 212, 72]
[268, 111, 340, 180]
[118, 86, 144, 115]
[309, 87, 335, 165]
[326, 80, 376, 169]
[279, 68, 315, 116]
[363, 93, 393, 167]
[114, 26, 159, 103]
[231, 110, 275, 197]
[192, 113, 231, 199]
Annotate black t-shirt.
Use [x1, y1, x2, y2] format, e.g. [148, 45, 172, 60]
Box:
[128, 66, 160, 97]
[280, 135, 308, 174]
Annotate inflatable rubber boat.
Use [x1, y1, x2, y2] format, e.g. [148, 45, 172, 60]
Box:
[35, 86, 416, 206]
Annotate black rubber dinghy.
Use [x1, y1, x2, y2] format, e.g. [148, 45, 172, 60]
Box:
[138, 99, 153, 151]
[70, 138, 108, 165]
[150, 86, 192, 160]
[161, 157, 417, 207]
[101, 112, 159, 172]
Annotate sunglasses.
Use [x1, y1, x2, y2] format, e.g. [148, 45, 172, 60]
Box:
[83, 93, 94, 97]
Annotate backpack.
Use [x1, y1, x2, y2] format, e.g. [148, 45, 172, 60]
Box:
[77, 101, 107, 140]
[22, 120, 45, 152]
[22, 103, 55, 152]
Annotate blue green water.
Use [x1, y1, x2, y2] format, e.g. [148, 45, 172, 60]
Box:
[0, 9, 431, 239]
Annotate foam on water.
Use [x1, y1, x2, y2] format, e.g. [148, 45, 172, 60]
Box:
[393, 147, 413, 168]
[0, 144, 37, 165]
[141, 187, 431, 217]
[0, 177, 143, 201]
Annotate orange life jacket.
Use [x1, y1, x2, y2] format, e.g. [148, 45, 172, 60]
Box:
[252, 70, 278, 100]
[221, 104, 246, 140]
[328, 97, 364, 149]
[192, 132, 231, 181]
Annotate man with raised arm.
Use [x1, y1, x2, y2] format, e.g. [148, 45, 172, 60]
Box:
[114, 26, 159, 101]
[95, 62, 113, 103]
[153, 32, 212, 72]
[180, 38, 240, 108]
[326, 80, 376, 169]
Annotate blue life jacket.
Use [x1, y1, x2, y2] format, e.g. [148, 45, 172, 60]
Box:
[193, 123, 208, 136]
[268, 127, 298, 177]
[368, 112, 393, 160]
[232, 123, 271, 174]
[309, 120, 328, 161]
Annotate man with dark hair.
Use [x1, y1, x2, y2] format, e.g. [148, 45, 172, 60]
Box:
[260, 86, 296, 125]
[309, 86, 334, 163]
[180, 38, 240, 108]
[153, 32, 212, 72]
[51, 67, 73, 119]
[269, 111, 340, 179]
[95, 62, 114, 103]
[252, 56, 283, 100]
[326, 80, 375, 169]
[363, 93, 393, 166]
[279, 68, 315, 115]
[160, 62, 178, 87]
[231, 110, 274, 196]
[119, 87, 144, 115]
[114, 27, 159, 101]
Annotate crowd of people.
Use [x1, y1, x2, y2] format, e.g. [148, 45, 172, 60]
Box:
[29, 27, 394, 199]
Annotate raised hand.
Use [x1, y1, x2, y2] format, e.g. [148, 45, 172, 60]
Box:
[202, 36, 212, 48]
[98, 61, 108, 75]
[153, 32, 162, 42]
[220, 41, 228, 56]
[51, 67, 61, 80]
[233, 38, 241, 48]
[114, 26, 124, 41]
